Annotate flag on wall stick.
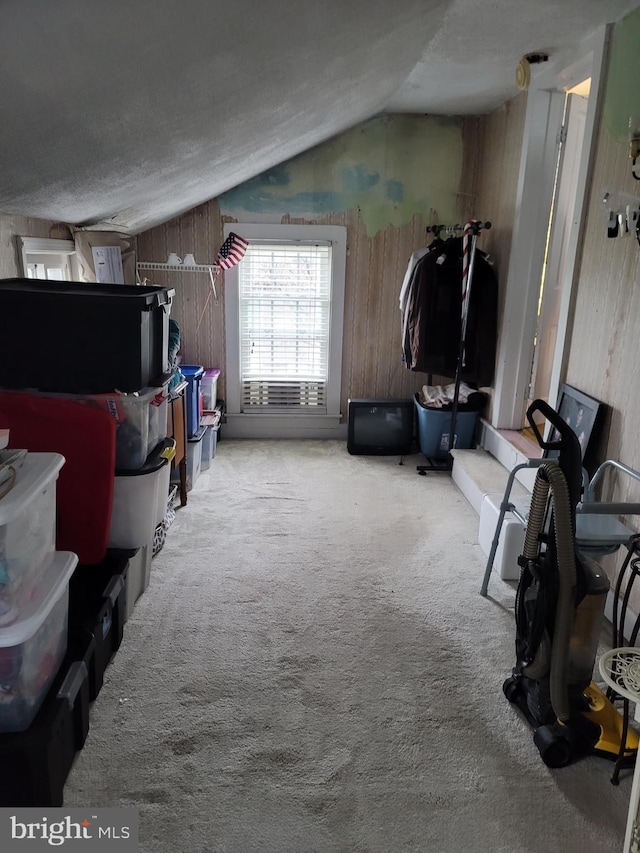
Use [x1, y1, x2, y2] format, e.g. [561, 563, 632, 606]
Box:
[216, 232, 249, 271]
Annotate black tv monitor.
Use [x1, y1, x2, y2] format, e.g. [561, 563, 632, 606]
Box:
[347, 398, 415, 456]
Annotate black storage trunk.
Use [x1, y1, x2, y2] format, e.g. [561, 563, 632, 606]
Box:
[0, 278, 174, 393]
[0, 660, 90, 807]
[69, 560, 128, 701]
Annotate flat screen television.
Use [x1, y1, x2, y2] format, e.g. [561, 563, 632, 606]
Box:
[347, 398, 415, 456]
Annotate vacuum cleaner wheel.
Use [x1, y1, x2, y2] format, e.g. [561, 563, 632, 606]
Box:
[503, 676, 521, 703]
[533, 724, 573, 768]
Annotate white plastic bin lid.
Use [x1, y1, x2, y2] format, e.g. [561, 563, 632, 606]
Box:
[0, 452, 65, 525]
[0, 551, 78, 641]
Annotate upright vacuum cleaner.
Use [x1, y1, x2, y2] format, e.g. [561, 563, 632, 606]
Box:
[504, 399, 639, 768]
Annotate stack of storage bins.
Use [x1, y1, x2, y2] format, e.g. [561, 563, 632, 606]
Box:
[0, 450, 79, 734]
[0, 279, 176, 563]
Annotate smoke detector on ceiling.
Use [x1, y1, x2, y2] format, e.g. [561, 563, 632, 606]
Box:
[516, 52, 550, 91]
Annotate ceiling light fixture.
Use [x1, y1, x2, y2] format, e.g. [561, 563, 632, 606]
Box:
[516, 52, 550, 91]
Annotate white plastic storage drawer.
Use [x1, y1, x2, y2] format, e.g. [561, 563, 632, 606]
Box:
[0, 550, 78, 733]
[108, 439, 176, 550]
[0, 452, 65, 626]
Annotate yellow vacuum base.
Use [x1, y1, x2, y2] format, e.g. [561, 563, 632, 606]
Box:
[582, 681, 639, 759]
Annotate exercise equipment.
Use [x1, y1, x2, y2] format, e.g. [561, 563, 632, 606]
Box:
[503, 399, 639, 769]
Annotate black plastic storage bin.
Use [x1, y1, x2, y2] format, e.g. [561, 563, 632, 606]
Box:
[69, 561, 128, 701]
[0, 660, 89, 806]
[0, 279, 175, 393]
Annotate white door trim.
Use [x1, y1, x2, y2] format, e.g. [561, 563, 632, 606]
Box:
[491, 26, 611, 428]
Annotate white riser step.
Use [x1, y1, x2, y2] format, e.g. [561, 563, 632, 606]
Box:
[449, 448, 530, 516]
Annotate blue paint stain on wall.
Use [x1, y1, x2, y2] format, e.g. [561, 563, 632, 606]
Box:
[285, 191, 345, 213]
[342, 165, 380, 193]
[220, 184, 344, 215]
[219, 166, 291, 209]
[386, 179, 404, 203]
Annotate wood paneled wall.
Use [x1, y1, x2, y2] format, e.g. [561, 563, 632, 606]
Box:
[464, 94, 528, 339]
[566, 121, 640, 474]
[563, 118, 640, 593]
[135, 195, 482, 419]
[462, 93, 528, 416]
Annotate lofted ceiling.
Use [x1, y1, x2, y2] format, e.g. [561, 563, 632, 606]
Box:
[1, 0, 639, 234]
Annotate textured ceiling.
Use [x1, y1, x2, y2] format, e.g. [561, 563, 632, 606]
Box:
[0, 0, 639, 233]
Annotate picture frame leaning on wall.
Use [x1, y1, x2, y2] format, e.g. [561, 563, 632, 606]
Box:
[547, 383, 602, 462]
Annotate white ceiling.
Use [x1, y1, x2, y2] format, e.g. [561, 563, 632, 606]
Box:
[0, 0, 638, 234]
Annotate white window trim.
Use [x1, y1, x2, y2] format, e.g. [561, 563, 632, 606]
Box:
[17, 237, 78, 280]
[223, 223, 347, 439]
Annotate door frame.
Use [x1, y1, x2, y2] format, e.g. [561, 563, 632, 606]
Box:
[491, 26, 611, 428]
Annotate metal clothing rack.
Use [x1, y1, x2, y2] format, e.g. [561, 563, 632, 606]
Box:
[417, 220, 491, 475]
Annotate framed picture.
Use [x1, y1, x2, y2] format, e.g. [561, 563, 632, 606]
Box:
[547, 384, 602, 461]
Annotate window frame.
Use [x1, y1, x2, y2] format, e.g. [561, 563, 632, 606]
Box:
[17, 236, 79, 281]
[224, 223, 347, 439]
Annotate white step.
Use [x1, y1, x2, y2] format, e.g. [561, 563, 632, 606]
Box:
[450, 448, 530, 516]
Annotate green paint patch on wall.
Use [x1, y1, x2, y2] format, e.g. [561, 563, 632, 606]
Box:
[219, 114, 463, 237]
[604, 6, 640, 140]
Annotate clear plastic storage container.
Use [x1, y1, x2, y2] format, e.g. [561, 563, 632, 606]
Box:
[29, 381, 170, 470]
[0, 452, 65, 626]
[0, 551, 78, 733]
[201, 369, 220, 410]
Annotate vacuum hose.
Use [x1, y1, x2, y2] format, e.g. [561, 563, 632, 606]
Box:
[521, 461, 576, 722]
[520, 472, 552, 681]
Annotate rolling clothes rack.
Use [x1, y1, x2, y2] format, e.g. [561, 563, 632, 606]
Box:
[417, 220, 491, 473]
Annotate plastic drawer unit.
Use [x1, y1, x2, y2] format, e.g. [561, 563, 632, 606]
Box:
[0, 279, 174, 394]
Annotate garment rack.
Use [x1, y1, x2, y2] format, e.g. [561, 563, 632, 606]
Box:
[417, 219, 491, 474]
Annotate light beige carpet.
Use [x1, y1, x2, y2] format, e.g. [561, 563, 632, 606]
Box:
[65, 440, 630, 852]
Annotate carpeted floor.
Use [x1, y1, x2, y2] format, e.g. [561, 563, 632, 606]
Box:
[65, 440, 630, 852]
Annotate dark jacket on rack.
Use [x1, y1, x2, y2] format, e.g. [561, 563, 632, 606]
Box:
[402, 237, 498, 386]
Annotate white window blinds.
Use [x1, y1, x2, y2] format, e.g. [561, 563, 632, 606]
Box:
[238, 241, 332, 411]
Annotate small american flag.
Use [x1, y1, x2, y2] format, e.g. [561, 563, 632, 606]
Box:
[216, 232, 249, 271]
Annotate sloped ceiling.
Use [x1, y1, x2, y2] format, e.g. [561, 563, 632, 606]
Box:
[0, 0, 639, 234]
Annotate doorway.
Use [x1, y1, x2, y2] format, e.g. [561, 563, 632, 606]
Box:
[527, 84, 590, 417]
[490, 27, 610, 431]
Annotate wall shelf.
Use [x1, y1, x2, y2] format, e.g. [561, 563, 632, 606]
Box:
[136, 262, 220, 301]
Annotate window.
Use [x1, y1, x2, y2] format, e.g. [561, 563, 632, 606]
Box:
[224, 224, 346, 438]
[17, 237, 78, 281]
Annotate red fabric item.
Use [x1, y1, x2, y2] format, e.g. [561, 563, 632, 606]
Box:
[0, 392, 115, 564]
